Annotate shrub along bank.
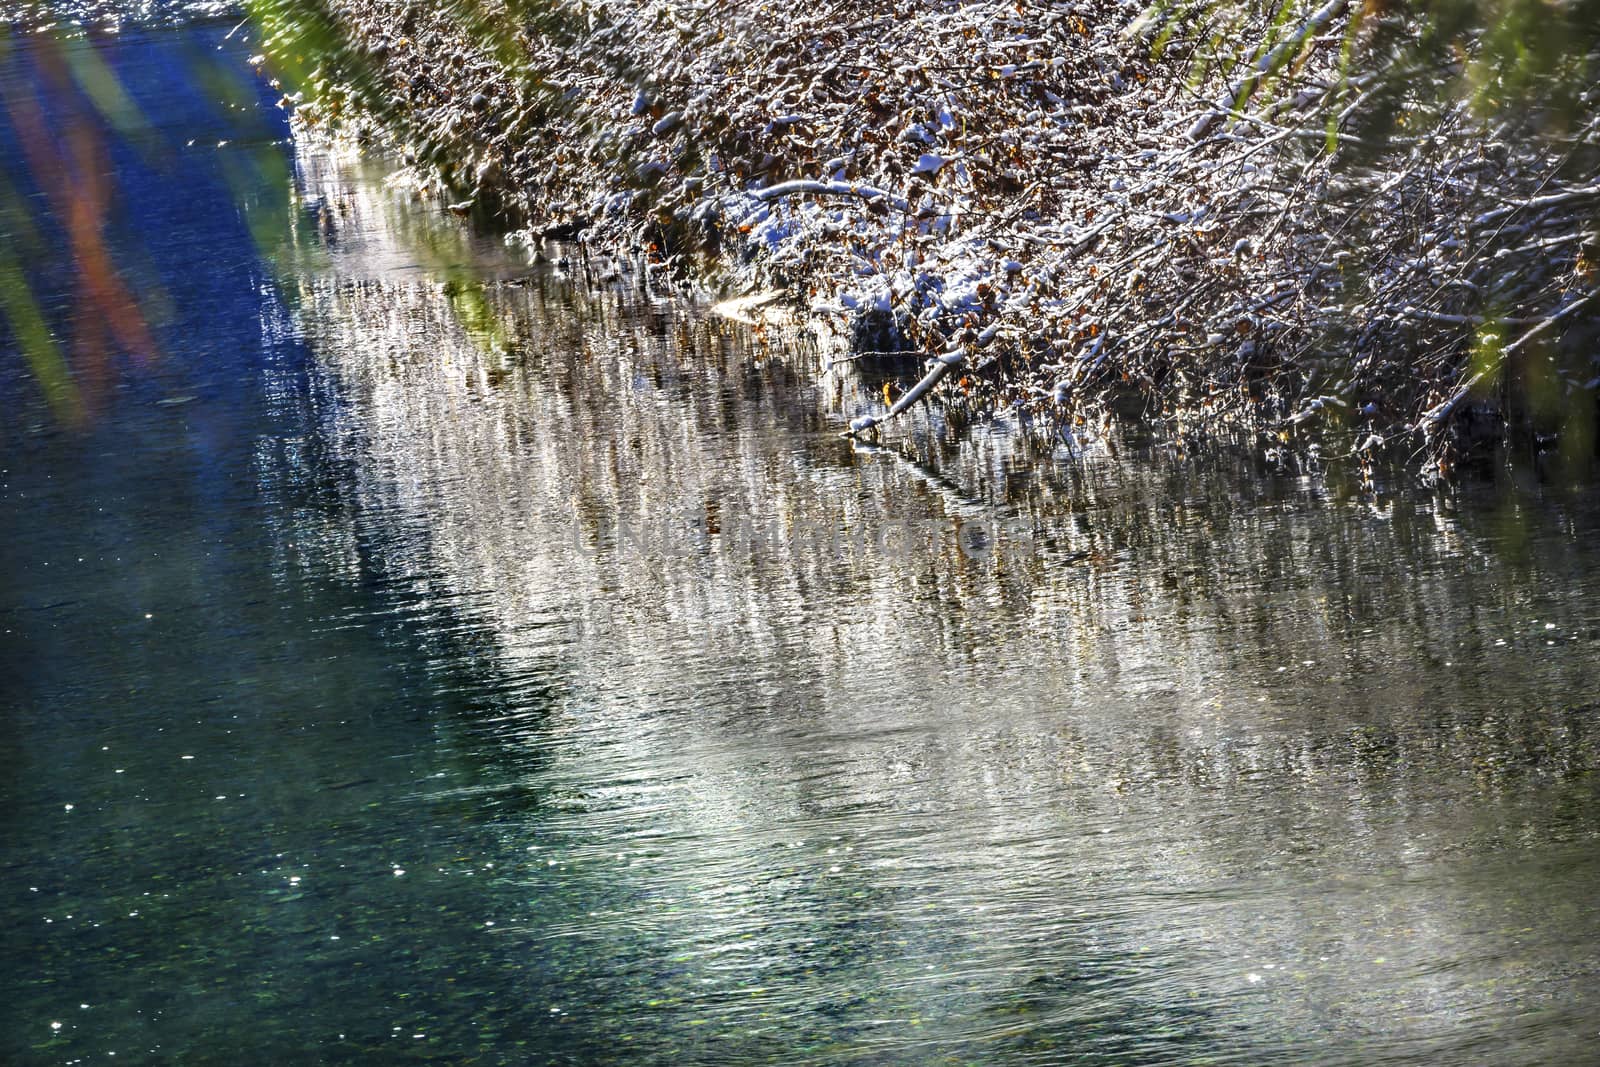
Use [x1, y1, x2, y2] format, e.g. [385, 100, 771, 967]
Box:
[256, 0, 1600, 482]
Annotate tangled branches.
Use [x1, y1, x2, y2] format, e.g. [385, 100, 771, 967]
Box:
[261, 0, 1600, 480]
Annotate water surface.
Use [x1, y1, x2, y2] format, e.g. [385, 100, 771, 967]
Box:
[4, 20, 1600, 1067]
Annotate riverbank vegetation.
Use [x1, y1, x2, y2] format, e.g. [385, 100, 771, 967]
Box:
[251, 0, 1600, 481]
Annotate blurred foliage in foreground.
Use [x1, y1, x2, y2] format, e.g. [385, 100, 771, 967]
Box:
[0, 28, 156, 424]
[1138, 0, 1600, 159]
[0, 16, 292, 425]
[0, 1, 565, 426]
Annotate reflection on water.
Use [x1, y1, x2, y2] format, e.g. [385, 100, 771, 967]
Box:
[5, 26, 1600, 1067]
[279, 152, 1600, 1063]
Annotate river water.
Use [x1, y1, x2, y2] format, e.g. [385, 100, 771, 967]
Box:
[5, 19, 1600, 1067]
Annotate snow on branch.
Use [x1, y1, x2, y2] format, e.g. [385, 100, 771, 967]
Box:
[751, 180, 912, 215]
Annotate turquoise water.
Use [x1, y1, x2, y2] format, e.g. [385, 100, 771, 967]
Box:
[5, 20, 1600, 1067]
